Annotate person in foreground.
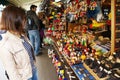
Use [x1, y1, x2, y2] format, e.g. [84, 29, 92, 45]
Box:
[0, 5, 38, 80]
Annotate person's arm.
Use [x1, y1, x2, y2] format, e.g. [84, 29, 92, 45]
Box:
[0, 48, 22, 80]
[33, 13, 40, 29]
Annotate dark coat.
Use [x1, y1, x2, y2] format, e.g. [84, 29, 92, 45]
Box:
[26, 10, 40, 30]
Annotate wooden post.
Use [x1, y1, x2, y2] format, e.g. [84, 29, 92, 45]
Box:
[111, 0, 116, 54]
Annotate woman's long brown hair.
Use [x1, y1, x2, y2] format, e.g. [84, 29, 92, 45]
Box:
[1, 5, 26, 36]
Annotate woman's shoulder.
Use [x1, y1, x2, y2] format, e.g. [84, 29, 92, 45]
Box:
[0, 31, 23, 50]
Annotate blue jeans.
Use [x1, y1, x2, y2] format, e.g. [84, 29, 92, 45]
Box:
[28, 68, 38, 80]
[28, 30, 40, 55]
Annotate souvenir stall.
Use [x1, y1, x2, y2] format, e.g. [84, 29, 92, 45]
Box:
[44, 0, 120, 80]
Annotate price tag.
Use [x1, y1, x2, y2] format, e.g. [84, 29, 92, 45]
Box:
[97, 61, 100, 64]
[99, 66, 103, 71]
[78, 71, 81, 75]
[104, 69, 108, 73]
[83, 74, 87, 77]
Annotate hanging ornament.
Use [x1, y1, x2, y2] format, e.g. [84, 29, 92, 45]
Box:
[87, 1, 101, 19]
[49, 16, 53, 19]
[76, 0, 78, 3]
[89, 1, 97, 10]
[52, 26, 55, 31]
[86, 0, 91, 6]
[52, 12, 55, 15]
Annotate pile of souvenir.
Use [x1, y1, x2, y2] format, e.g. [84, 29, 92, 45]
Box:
[85, 52, 120, 79]
[49, 28, 117, 79]
[47, 47, 68, 80]
[45, 0, 120, 79]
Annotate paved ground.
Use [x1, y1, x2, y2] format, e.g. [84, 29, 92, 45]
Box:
[36, 47, 58, 80]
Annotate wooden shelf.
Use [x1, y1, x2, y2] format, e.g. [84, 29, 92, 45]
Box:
[115, 47, 120, 51]
[116, 30, 120, 32]
[94, 30, 107, 34]
[115, 38, 120, 41]
[116, 16, 120, 17]
[116, 23, 120, 26]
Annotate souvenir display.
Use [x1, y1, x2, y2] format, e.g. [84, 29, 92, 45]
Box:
[45, 0, 119, 80]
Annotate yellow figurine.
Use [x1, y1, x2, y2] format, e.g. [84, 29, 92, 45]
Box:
[80, 54, 86, 61]
[92, 19, 105, 28]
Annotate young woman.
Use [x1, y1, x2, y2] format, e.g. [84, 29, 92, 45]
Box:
[0, 5, 38, 80]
